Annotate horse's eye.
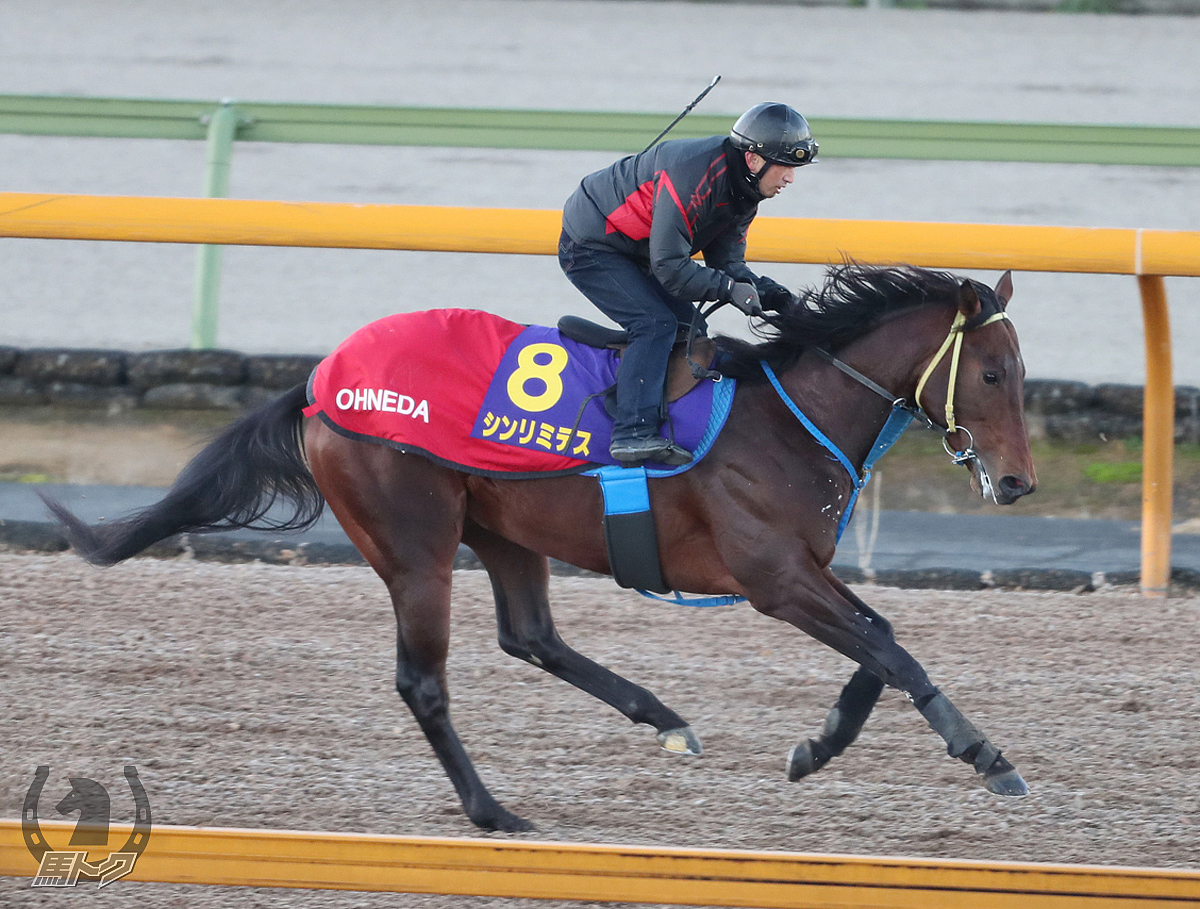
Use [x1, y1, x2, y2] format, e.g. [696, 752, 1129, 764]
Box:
[983, 371, 1001, 386]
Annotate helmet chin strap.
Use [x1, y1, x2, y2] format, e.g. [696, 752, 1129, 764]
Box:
[742, 154, 770, 199]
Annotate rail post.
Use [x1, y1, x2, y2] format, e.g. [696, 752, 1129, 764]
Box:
[190, 100, 239, 349]
[1137, 274, 1175, 596]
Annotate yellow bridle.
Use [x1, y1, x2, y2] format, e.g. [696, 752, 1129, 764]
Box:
[913, 310, 1009, 433]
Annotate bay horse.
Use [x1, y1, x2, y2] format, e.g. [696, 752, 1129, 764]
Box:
[43, 264, 1036, 832]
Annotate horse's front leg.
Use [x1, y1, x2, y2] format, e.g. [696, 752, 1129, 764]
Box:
[751, 558, 1028, 797]
[786, 570, 888, 781]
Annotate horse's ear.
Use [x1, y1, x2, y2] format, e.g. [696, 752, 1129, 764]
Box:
[994, 270, 1014, 309]
[956, 279, 982, 319]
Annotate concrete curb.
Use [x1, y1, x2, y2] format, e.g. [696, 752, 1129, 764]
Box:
[0, 346, 320, 412]
[4, 519, 1195, 594]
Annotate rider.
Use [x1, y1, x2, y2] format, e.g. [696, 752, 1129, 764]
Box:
[559, 102, 818, 466]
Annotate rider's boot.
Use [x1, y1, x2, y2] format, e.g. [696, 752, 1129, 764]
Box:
[609, 430, 692, 467]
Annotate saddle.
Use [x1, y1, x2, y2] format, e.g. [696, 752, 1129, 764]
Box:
[556, 315, 719, 405]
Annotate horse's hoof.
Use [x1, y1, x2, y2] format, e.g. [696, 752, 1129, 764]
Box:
[786, 741, 816, 781]
[468, 799, 536, 833]
[657, 726, 702, 756]
[477, 809, 536, 833]
[502, 814, 537, 833]
[984, 767, 1029, 797]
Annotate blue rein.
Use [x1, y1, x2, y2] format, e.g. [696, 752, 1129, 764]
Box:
[760, 360, 914, 542]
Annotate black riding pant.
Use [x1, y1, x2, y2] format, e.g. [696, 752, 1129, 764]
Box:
[558, 230, 697, 441]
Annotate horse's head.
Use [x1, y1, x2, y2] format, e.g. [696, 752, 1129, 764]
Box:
[714, 262, 1038, 507]
[915, 271, 1037, 505]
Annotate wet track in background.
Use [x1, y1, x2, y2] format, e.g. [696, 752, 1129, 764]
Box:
[2, 0, 1199, 386]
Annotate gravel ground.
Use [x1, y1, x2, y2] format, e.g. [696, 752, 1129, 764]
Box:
[1, 551, 1197, 905]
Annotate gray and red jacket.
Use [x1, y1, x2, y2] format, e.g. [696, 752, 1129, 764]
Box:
[562, 136, 773, 303]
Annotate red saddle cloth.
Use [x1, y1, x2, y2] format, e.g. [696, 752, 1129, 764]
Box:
[304, 308, 720, 476]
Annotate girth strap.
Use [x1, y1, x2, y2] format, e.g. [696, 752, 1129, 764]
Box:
[592, 465, 669, 594]
[590, 465, 746, 607]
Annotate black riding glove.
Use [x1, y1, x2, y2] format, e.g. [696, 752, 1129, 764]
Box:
[724, 280, 762, 317]
[757, 277, 797, 312]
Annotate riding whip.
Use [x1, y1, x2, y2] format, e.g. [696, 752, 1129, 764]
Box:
[642, 75, 722, 153]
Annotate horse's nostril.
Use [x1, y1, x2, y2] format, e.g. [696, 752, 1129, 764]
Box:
[998, 475, 1031, 497]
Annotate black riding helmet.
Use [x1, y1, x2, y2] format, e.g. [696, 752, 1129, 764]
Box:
[730, 103, 817, 193]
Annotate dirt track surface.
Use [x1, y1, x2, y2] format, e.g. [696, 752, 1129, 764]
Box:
[1, 551, 1197, 905]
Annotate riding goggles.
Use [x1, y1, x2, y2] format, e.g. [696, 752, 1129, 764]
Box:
[742, 137, 819, 166]
[763, 139, 820, 167]
[781, 139, 819, 165]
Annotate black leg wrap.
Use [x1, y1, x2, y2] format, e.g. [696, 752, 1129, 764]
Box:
[917, 689, 999, 774]
[788, 669, 883, 782]
[917, 689, 1028, 796]
[827, 669, 884, 753]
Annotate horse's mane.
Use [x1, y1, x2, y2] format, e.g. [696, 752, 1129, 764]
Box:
[715, 263, 998, 381]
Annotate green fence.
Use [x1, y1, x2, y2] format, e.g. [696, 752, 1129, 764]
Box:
[4, 94, 1200, 164]
[4, 94, 1199, 347]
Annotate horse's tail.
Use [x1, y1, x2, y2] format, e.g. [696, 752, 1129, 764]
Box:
[41, 383, 325, 567]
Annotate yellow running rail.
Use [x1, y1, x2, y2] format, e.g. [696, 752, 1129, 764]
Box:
[0, 192, 1192, 596]
[2, 820, 1199, 905]
[2, 193, 1199, 273]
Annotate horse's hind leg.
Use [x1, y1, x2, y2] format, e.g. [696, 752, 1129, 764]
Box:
[307, 432, 531, 831]
[385, 568, 531, 831]
[463, 523, 702, 756]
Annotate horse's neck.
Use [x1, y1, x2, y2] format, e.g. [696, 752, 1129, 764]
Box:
[786, 305, 952, 468]
[843, 304, 954, 398]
